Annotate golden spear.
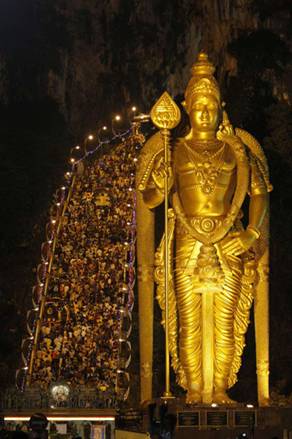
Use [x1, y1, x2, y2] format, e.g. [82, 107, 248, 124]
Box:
[150, 91, 181, 397]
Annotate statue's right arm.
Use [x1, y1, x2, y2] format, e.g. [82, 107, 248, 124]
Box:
[141, 151, 167, 208]
[137, 132, 173, 209]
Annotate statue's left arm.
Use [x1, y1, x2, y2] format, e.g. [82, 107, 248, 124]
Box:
[217, 128, 268, 255]
[239, 155, 269, 252]
[247, 154, 269, 237]
[223, 167, 268, 256]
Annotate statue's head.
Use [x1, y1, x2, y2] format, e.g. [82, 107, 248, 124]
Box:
[184, 53, 221, 134]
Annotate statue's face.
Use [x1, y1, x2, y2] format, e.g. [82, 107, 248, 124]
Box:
[188, 94, 220, 133]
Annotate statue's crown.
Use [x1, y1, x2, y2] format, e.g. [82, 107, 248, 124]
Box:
[184, 52, 220, 113]
[191, 52, 216, 76]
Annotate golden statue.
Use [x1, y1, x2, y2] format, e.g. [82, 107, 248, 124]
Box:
[136, 53, 272, 406]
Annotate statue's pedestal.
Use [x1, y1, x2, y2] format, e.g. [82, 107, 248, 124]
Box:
[142, 398, 292, 438]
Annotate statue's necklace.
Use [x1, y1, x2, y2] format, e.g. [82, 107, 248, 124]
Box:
[184, 141, 225, 194]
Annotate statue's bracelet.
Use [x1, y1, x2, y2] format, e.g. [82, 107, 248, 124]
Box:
[247, 225, 261, 239]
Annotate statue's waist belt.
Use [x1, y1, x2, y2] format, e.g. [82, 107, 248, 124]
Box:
[183, 215, 225, 234]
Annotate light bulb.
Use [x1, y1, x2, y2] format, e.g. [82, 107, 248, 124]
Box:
[131, 106, 137, 112]
[102, 126, 107, 131]
[88, 134, 94, 140]
[115, 115, 121, 121]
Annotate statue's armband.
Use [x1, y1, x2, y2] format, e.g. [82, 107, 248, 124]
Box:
[248, 156, 268, 197]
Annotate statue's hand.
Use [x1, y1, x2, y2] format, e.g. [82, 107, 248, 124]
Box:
[151, 156, 174, 191]
[221, 229, 257, 256]
[216, 121, 239, 145]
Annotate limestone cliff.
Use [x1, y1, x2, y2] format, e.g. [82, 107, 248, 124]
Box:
[0, 0, 291, 135]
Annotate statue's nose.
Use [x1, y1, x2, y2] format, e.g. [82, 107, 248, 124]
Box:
[201, 107, 209, 120]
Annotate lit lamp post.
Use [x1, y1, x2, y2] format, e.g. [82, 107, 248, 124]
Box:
[111, 114, 122, 136]
[84, 133, 95, 153]
[97, 125, 108, 142]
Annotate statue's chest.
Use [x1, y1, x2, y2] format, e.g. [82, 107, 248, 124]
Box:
[174, 143, 236, 195]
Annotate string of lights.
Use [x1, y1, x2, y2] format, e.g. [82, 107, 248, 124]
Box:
[115, 136, 143, 401]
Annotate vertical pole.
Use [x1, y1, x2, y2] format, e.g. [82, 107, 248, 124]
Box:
[255, 247, 270, 406]
[162, 128, 172, 398]
[135, 120, 155, 403]
[137, 191, 155, 403]
[254, 205, 270, 407]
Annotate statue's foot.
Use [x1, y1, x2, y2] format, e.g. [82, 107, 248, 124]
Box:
[213, 391, 237, 406]
[186, 391, 202, 405]
[259, 397, 270, 407]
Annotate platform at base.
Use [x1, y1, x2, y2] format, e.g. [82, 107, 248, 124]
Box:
[2, 409, 116, 439]
[141, 399, 292, 438]
[2, 404, 292, 438]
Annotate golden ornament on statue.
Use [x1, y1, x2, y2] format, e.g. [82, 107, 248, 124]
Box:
[150, 91, 181, 130]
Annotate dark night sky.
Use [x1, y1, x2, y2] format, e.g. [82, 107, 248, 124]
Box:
[0, 0, 291, 400]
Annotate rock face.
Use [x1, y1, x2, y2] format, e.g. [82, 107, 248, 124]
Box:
[0, 0, 291, 135]
[0, 0, 292, 398]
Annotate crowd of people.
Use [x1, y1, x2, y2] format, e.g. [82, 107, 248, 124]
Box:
[30, 135, 139, 395]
